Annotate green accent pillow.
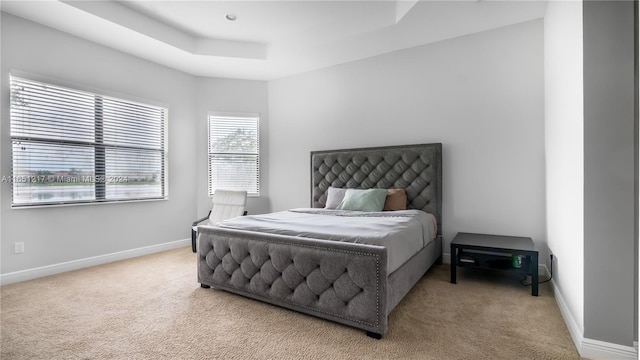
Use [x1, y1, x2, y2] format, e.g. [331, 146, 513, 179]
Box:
[336, 189, 387, 212]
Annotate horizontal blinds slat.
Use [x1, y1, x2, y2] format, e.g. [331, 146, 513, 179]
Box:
[207, 114, 260, 196]
[12, 79, 163, 116]
[11, 77, 165, 149]
[104, 147, 164, 200]
[208, 115, 259, 154]
[11, 81, 95, 106]
[10, 75, 167, 206]
[12, 137, 164, 153]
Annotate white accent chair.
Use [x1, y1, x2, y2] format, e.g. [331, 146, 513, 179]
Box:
[192, 190, 247, 253]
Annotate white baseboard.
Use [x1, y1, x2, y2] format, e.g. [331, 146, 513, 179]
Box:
[0, 238, 191, 286]
[552, 278, 638, 360]
[446, 251, 637, 359]
[4, 247, 637, 360]
[581, 338, 638, 360]
[552, 278, 585, 352]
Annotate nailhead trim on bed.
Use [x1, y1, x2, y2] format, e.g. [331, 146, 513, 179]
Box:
[199, 233, 383, 328]
[198, 143, 441, 337]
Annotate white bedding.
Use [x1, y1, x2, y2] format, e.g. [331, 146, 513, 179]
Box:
[215, 208, 437, 273]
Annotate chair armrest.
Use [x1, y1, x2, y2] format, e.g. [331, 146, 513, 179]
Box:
[192, 211, 212, 227]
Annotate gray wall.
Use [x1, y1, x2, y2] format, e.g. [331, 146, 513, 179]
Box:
[583, 1, 637, 346]
[268, 19, 546, 259]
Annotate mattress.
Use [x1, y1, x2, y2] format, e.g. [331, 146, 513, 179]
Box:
[216, 208, 437, 273]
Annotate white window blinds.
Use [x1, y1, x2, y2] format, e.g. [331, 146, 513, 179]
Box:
[9, 75, 167, 207]
[208, 113, 260, 196]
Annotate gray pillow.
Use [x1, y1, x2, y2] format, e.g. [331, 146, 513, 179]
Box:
[325, 187, 347, 209]
[336, 189, 387, 212]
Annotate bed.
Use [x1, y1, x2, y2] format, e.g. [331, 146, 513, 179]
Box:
[197, 143, 442, 338]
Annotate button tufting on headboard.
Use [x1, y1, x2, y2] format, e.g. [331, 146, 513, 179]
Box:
[310, 143, 442, 235]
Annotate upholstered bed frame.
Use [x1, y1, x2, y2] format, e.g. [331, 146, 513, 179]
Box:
[197, 143, 442, 338]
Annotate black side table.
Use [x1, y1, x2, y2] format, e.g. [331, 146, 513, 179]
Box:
[450, 232, 539, 296]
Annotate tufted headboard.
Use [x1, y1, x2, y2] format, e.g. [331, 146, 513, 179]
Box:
[311, 143, 442, 236]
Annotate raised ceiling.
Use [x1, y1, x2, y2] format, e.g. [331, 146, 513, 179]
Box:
[1, 0, 548, 80]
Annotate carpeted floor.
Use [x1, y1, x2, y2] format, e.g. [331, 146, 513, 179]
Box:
[1, 247, 579, 359]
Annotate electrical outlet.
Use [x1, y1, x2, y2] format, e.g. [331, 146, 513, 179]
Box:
[14, 242, 24, 254]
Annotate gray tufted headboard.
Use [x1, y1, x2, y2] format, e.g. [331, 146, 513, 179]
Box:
[311, 143, 442, 236]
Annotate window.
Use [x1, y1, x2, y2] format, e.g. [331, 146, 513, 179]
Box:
[9, 75, 167, 207]
[208, 113, 260, 196]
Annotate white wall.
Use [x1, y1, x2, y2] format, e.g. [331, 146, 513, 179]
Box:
[195, 77, 270, 216]
[0, 13, 272, 280]
[268, 20, 546, 257]
[545, 1, 638, 354]
[543, 0, 584, 340]
[0, 13, 199, 275]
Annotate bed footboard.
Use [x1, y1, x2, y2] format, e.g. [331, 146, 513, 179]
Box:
[197, 226, 389, 335]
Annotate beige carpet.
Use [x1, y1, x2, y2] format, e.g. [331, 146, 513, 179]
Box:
[1, 247, 579, 360]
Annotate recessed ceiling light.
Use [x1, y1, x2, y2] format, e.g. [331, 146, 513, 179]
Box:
[225, 14, 238, 21]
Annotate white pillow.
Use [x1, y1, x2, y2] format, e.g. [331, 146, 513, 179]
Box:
[324, 187, 347, 209]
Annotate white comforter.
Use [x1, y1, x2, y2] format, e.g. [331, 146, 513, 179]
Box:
[216, 208, 437, 273]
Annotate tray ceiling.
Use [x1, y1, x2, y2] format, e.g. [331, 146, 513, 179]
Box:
[1, 0, 547, 80]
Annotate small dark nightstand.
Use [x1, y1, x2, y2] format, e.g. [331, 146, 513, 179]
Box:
[450, 232, 539, 296]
